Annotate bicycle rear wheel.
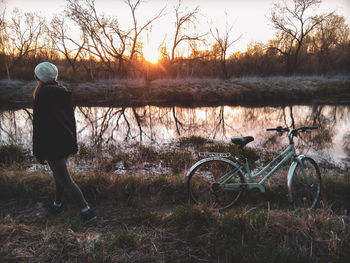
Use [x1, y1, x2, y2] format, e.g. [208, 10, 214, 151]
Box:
[291, 157, 321, 209]
[187, 159, 245, 211]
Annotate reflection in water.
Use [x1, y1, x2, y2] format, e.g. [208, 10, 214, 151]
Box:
[0, 105, 349, 163]
[0, 109, 33, 146]
[344, 134, 350, 157]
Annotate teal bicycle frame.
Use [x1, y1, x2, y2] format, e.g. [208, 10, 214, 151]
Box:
[220, 144, 305, 194]
[186, 126, 318, 205]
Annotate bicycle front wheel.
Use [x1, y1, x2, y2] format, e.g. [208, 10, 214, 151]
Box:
[291, 157, 321, 209]
[187, 158, 245, 211]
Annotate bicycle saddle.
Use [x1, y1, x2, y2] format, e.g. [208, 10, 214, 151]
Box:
[231, 136, 254, 147]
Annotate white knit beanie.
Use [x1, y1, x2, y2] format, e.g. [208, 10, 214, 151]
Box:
[34, 62, 58, 83]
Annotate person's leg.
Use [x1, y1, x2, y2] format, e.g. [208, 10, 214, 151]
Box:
[53, 175, 64, 205]
[47, 177, 64, 215]
[48, 159, 88, 210]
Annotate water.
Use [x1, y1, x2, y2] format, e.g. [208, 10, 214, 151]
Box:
[0, 105, 349, 164]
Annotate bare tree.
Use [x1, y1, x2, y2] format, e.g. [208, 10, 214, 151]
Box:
[0, 1, 8, 77]
[2, 9, 44, 79]
[48, 15, 85, 75]
[269, 0, 333, 74]
[31, 25, 57, 63]
[66, 0, 130, 76]
[185, 41, 211, 77]
[125, 0, 165, 67]
[311, 13, 350, 72]
[171, 0, 205, 61]
[210, 13, 241, 78]
[0, 1, 6, 42]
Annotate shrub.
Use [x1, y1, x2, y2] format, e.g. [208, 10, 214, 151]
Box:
[160, 149, 193, 173]
[0, 171, 54, 201]
[178, 135, 207, 146]
[78, 143, 95, 159]
[137, 144, 160, 163]
[75, 172, 112, 201]
[0, 144, 29, 167]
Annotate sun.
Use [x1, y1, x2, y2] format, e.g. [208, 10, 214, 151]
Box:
[143, 45, 160, 64]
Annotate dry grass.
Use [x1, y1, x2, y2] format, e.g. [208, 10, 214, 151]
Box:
[0, 166, 349, 262]
[0, 138, 349, 262]
[1, 75, 349, 108]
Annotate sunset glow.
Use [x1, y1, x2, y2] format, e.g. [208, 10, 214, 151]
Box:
[1, 0, 349, 79]
[143, 45, 160, 64]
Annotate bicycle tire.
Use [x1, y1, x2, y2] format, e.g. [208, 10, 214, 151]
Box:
[187, 158, 245, 211]
[291, 157, 321, 209]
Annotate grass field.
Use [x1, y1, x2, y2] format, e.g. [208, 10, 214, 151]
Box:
[0, 138, 349, 262]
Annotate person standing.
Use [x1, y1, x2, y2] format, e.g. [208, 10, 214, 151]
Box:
[32, 62, 96, 222]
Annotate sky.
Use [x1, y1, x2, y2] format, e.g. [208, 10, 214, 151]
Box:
[3, 0, 350, 59]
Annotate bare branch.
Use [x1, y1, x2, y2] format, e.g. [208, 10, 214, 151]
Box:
[125, 0, 165, 64]
[210, 12, 242, 78]
[269, 0, 330, 74]
[171, 0, 205, 61]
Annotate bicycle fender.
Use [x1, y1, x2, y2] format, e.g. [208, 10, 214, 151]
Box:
[186, 157, 240, 177]
[287, 155, 305, 203]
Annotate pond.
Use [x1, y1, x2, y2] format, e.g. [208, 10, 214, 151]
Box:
[0, 105, 349, 165]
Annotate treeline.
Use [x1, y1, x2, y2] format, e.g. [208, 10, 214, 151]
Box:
[0, 0, 349, 81]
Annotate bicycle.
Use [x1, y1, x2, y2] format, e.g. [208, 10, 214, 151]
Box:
[186, 126, 322, 211]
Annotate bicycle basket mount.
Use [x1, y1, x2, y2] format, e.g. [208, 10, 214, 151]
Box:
[199, 152, 231, 158]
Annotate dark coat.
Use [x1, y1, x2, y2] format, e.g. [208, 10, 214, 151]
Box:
[33, 81, 78, 162]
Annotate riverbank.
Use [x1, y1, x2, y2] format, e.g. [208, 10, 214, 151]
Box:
[1, 135, 349, 176]
[1, 75, 349, 109]
[1, 138, 349, 262]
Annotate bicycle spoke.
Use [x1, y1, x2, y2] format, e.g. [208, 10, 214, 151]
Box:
[291, 157, 321, 209]
[188, 159, 244, 211]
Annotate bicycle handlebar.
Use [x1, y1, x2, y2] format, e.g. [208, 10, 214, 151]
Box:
[266, 125, 318, 144]
[266, 126, 318, 133]
[298, 126, 318, 132]
[266, 126, 289, 132]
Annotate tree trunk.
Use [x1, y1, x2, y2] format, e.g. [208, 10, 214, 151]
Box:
[6, 62, 10, 80]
